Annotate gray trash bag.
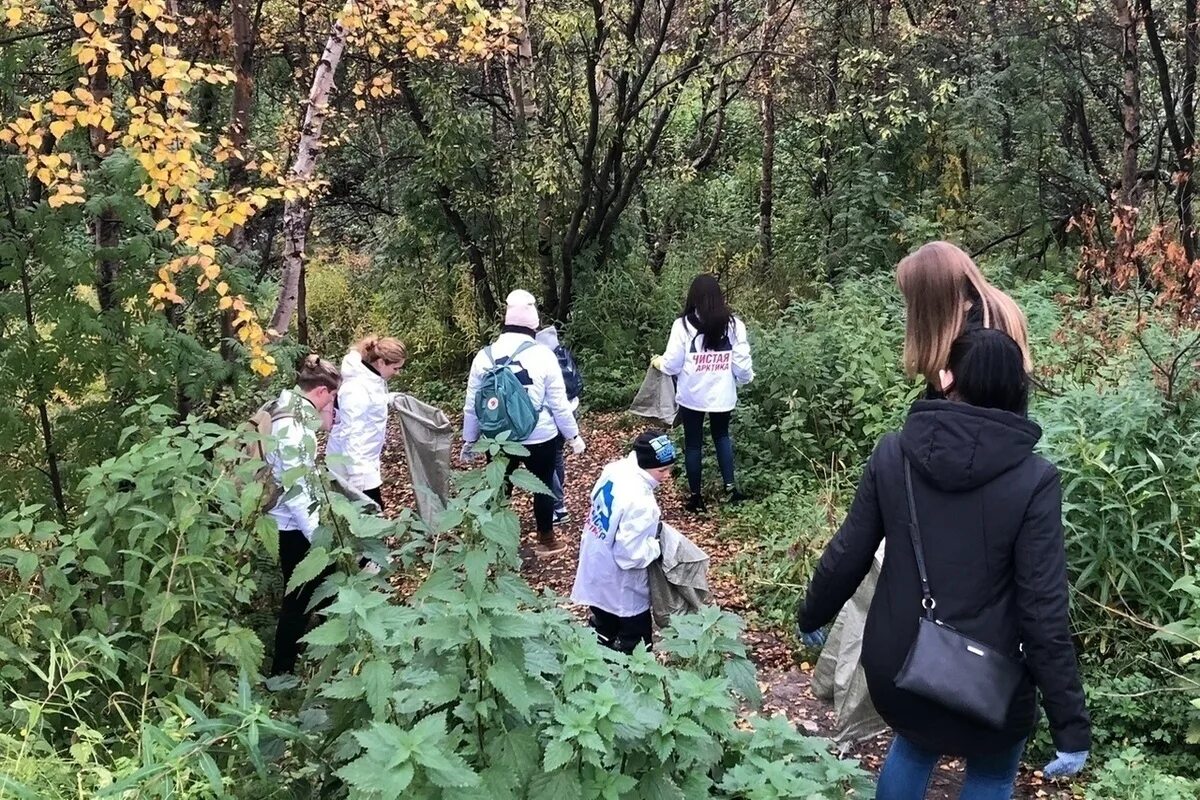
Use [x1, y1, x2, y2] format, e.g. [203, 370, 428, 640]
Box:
[811, 542, 888, 747]
[329, 472, 381, 513]
[390, 393, 453, 527]
[629, 366, 677, 427]
[648, 522, 712, 629]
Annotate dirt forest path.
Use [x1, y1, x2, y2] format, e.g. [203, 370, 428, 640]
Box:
[379, 410, 1074, 800]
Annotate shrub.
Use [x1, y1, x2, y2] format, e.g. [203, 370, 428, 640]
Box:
[1085, 748, 1200, 800]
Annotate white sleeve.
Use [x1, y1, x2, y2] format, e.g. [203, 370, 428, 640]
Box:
[268, 419, 319, 539]
[660, 319, 687, 376]
[731, 318, 754, 385]
[462, 351, 485, 443]
[612, 496, 662, 570]
[540, 350, 580, 440]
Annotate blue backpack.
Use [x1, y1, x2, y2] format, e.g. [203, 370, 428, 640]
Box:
[475, 341, 540, 441]
[556, 344, 584, 401]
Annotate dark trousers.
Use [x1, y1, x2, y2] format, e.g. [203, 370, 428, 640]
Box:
[271, 529, 337, 676]
[677, 406, 735, 496]
[363, 485, 384, 512]
[502, 437, 560, 536]
[589, 607, 653, 654]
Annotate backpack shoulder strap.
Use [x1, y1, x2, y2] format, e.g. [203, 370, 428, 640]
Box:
[511, 340, 536, 360]
[484, 346, 498, 369]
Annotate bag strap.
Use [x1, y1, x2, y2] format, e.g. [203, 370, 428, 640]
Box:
[511, 340, 535, 361]
[903, 458, 937, 620]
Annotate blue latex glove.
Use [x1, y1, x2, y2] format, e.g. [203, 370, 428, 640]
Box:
[794, 625, 826, 648]
[1042, 750, 1088, 779]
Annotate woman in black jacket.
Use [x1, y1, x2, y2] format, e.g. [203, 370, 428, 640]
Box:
[798, 329, 1090, 800]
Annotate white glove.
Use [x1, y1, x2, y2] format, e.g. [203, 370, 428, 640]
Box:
[650, 355, 665, 372]
[459, 441, 478, 464]
[569, 436, 586, 455]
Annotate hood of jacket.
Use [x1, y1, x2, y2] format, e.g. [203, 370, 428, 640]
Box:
[535, 325, 560, 350]
[899, 400, 1042, 492]
[340, 349, 384, 387]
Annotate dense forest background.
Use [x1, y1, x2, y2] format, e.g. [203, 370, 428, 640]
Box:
[4, 0, 1200, 797]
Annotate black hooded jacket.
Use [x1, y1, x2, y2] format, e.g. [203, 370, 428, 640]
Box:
[799, 401, 1091, 757]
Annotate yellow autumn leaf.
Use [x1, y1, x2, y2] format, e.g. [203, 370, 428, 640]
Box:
[144, 189, 161, 206]
[5, 6, 22, 26]
[203, 263, 220, 280]
[218, 296, 233, 310]
[49, 119, 73, 139]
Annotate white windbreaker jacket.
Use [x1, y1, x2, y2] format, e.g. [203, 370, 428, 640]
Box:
[326, 350, 391, 490]
[463, 331, 580, 446]
[660, 316, 754, 413]
[570, 454, 663, 617]
[267, 388, 322, 541]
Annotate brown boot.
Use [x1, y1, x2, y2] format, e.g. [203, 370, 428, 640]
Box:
[534, 531, 567, 558]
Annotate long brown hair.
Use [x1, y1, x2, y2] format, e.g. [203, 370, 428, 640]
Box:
[896, 241, 1032, 385]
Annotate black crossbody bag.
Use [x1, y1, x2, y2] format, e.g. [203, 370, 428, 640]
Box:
[893, 459, 1027, 730]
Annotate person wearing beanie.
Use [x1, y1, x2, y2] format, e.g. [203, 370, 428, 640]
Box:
[462, 289, 586, 557]
[570, 431, 677, 653]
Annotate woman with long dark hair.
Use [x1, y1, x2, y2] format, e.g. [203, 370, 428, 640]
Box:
[651, 274, 754, 512]
[797, 328, 1089, 799]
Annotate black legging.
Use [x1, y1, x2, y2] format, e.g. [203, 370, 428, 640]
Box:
[272, 530, 337, 676]
[676, 406, 735, 496]
[363, 485, 384, 513]
[501, 437, 560, 535]
[589, 607, 652, 654]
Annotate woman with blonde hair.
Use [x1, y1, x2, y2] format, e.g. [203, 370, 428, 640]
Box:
[327, 335, 407, 511]
[897, 241, 1032, 394]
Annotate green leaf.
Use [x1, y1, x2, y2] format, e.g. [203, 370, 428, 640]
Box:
[487, 728, 540, 787]
[528, 768, 582, 800]
[724, 657, 762, 708]
[15, 551, 37, 582]
[304, 617, 349, 647]
[465, 549, 489, 593]
[413, 744, 481, 788]
[285, 545, 329, 595]
[362, 659, 395, 719]
[480, 512, 520, 550]
[509, 467, 551, 495]
[82, 555, 111, 576]
[256, 515, 279, 563]
[487, 659, 532, 718]
[637, 771, 686, 800]
[196, 751, 223, 795]
[542, 738, 574, 772]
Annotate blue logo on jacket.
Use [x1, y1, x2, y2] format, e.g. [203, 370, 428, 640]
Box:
[586, 480, 615, 540]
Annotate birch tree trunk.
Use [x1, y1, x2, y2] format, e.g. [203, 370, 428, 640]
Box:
[757, 0, 777, 272]
[269, 0, 352, 336]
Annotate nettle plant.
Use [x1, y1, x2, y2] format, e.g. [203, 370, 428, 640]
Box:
[284, 436, 873, 800]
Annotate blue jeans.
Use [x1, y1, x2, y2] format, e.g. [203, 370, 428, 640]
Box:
[876, 735, 1025, 800]
[551, 438, 566, 513]
[677, 406, 735, 496]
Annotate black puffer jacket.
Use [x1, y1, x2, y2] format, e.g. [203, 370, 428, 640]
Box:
[799, 400, 1091, 757]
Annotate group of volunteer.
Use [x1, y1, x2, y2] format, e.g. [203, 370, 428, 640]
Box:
[260, 241, 1094, 800]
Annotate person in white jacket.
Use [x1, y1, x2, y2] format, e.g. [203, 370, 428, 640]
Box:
[571, 431, 677, 653]
[268, 354, 341, 676]
[326, 335, 407, 512]
[462, 290, 586, 557]
[651, 274, 753, 512]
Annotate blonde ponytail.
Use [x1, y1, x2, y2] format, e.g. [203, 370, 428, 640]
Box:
[355, 335, 407, 366]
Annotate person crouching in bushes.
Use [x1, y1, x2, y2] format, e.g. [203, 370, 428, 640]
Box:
[570, 432, 677, 654]
[326, 335, 407, 512]
[796, 328, 1090, 799]
[268, 354, 342, 676]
